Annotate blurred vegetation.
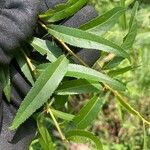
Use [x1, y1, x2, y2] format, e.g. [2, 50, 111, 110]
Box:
[89, 0, 150, 149]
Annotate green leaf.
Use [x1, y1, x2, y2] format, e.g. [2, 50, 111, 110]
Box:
[121, 2, 139, 50]
[51, 109, 74, 121]
[56, 79, 102, 95]
[103, 56, 124, 70]
[80, 7, 126, 35]
[122, 21, 137, 50]
[16, 52, 34, 85]
[120, 0, 127, 30]
[35, 63, 126, 91]
[54, 95, 69, 109]
[108, 66, 134, 77]
[35, 63, 52, 78]
[39, 0, 88, 23]
[31, 37, 63, 62]
[37, 116, 55, 150]
[66, 64, 126, 91]
[0, 67, 11, 102]
[48, 25, 130, 60]
[73, 95, 104, 129]
[66, 130, 103, 150]
[129, 1, 139, 29]
[10, 55, 69, 130]
[143, 123, 148, 150]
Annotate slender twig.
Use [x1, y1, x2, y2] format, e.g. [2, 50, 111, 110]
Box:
[47, 108, 67, 141]
[98, 53, 115, 68]
[22, 51, 34, 72]
[38, 20, 48, 30]
[56, 38, 89, 67]
[21, 50, 36, 81]
[104, 84, 150, 126]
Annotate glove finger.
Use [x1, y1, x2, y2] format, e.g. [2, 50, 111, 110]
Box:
[39, 0, 49, 12]
[10, 85, 24, 108]
[0, 101, 16, 144]
[39, 0, 67, 12]
[0, 0, 5, 7]
[0, 100, 36, 150]
[0, 48, 12, 65]
[0, 22, 21, 53]
[46, 0, 67, 8]
[71, 49, 100, 67]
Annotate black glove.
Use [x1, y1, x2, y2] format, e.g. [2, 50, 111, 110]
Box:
[0, 1, 39, 149]
[0, 0, 39, 65]
[0, 0, 99, 149]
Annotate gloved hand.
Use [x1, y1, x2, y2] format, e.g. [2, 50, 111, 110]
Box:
[0, 1, 39, 149]
[0, 0, 100, 149]
[0, 0, 39, 65]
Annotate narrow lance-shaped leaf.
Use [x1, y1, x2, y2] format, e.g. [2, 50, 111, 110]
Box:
[31, 37, 63, 62]
[56, 79, 102, 95]
[39, 0, 88, 23]
[80, 7, 126, 35]
[103, 56, 124, 70]
[51, 109, 74, 121]
[105, 2, 139, 69]
[129, 1, 139, 29]
[120, 0, 127, 30]
[66, 130, 103, 150]
[11, 55, 69, 130]
[66, 64, 126, 91]
[143, 123, 148, 150]
[35, 63, 126, 91]
[122, 1, 139, 50]
[37, 116, 55, 150]
[108, 66, 134, 77]
[102, 3, 139, 70]
[16, 52, 34, 85]
[48, 25, 130, 60]
[73, 95, 105, 129]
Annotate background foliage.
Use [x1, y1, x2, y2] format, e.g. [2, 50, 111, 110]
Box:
[90, 0, 150, 149]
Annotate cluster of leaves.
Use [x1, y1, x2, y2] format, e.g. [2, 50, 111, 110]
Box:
[0, 0, 148, 149]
